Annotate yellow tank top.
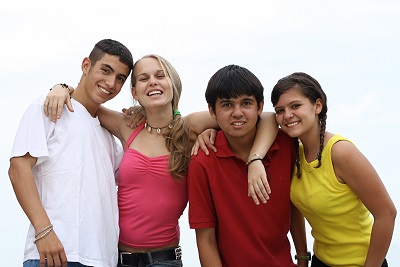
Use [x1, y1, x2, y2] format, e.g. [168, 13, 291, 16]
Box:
[290, 135, 372, 267]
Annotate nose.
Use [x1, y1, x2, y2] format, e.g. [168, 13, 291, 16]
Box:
[232, 105, 244, 118]
[149, 75, 158, 86]
[283, 109, 293, 120]
[105, 75, 116, 89]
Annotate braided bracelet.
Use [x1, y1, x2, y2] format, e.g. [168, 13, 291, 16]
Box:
[34, 227, 53, 244]
[35, 224, 53, 238]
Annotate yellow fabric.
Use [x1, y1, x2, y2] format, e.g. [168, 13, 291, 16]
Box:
[290, 135, 372, 267]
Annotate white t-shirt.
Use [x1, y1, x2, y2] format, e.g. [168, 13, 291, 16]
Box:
[11, 95, 123, 267]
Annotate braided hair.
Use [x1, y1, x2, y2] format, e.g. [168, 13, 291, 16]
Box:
[271, 72, 328, 178]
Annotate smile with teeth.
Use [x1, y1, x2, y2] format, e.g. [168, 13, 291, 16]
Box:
[148, 90, 163, 96]
[232, 122, 245, 126]
[99, 86, 111, 95]
[286, 121, 299, 127]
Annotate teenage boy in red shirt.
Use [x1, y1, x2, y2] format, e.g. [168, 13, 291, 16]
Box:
[188, 65, 308, 267]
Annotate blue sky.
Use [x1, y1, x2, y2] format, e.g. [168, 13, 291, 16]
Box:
[1, 0, 399, 265]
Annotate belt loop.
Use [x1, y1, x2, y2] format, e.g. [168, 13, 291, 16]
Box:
[146, 251, 154, 264]
[175, 246, 182, 260]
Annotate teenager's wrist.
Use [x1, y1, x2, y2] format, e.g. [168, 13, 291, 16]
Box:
[50, 83, 73, 95]
[295, 251, 311, 261]
[246, 153, 263, 165]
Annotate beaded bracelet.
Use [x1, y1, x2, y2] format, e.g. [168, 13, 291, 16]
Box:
[50, 83, 71, 93]
[35, 224, 53, 238]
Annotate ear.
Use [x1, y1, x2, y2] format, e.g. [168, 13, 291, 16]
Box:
[81, 57, 91, 75]
[208, 104, 217, 119]
[258, 100, 264, 115]
[315, 98, 323, 115]
[132, 87, 139, 100]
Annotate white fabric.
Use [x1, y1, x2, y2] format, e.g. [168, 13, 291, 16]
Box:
[11, 95, 122, 267]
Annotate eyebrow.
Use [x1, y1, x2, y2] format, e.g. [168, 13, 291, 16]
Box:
[220, 97, 255, 103]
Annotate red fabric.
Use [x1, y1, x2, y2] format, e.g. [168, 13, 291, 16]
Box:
[188, 130, 296, 267]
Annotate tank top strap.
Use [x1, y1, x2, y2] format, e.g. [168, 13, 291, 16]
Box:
[125, 121, 146, 149]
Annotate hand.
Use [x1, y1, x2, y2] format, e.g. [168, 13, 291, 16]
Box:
[122, 106, 146, 129]
[44, 84, 74, 122]
[247, 160, 271, 205]
[36, 230, 67, 267]
[191, 129, 217, 156]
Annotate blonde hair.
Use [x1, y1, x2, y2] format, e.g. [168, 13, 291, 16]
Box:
[131, 54, 196, 180]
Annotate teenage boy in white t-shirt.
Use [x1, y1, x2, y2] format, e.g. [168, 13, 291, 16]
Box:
[8, 39, 133, 267]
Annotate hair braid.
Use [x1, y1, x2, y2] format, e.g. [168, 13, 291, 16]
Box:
[316, 114, 327, 168]
[294, 137, 301, 178]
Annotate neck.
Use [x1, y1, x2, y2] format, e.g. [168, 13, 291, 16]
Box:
[71, 87, 99, 117]
[144, 108, 174, 134]
[145, 120, 173, 134]
[225, 130, 256, 161]
[299, 126, 323, 161]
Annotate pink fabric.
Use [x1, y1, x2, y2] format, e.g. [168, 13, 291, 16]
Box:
[118, 122, 188, 248]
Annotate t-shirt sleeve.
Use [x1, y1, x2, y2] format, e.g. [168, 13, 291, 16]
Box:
[187, 157, 217, 229]
[10, 95, 54, 165]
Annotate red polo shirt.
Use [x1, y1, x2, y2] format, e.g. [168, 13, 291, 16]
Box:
[188, 129, 296, 267]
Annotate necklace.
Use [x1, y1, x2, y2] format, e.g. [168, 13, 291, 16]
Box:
[145, 120, 173, 134]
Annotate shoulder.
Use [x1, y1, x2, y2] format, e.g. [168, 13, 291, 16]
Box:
[274, 129, 294, 150]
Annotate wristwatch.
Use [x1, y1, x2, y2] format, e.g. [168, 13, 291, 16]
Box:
[295, 251, 311, 261]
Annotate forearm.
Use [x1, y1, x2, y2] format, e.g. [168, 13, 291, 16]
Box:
[290, 203, 308, 257]
[185, 111, 219, 134]
[364, 215, 396, 266]
[195, 228, 222, 267]
[9, 157, 51, 231]
[250, 112, 278, 158]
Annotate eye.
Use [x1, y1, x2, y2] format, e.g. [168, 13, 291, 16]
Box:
[138, 76, 148, 82]
[157, 74, 165, 79]
[222, 103, 231, 108]
[291, 103, 301, 109]
[117, 76, 126, 83]
[275, 108, 283, 114]
[242, 101, 252, 106]
[102, 68, 110, 74]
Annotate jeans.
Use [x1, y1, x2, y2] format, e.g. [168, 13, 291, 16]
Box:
[311, 254, 389, 267]
[23, 260, 90, 267]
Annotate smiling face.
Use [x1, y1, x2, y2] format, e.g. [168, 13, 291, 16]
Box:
[131, 57, 174, 111]
[83, 54, 130, 104]
[210, 94, 263, 141]
[274, 86, 322, 139]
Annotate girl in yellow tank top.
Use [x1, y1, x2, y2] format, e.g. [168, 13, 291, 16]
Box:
[249, 72, 396, 267]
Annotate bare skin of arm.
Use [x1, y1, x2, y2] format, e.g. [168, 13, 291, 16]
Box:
[9, 154, 67, 267]
[189, 112, 278, 205]
[332, 140, 396, 267]
[195, 228, 222, 267]
[246, 112, 278, 205]
[290, 202, 309, 267]
[43, 85, 278, 204]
